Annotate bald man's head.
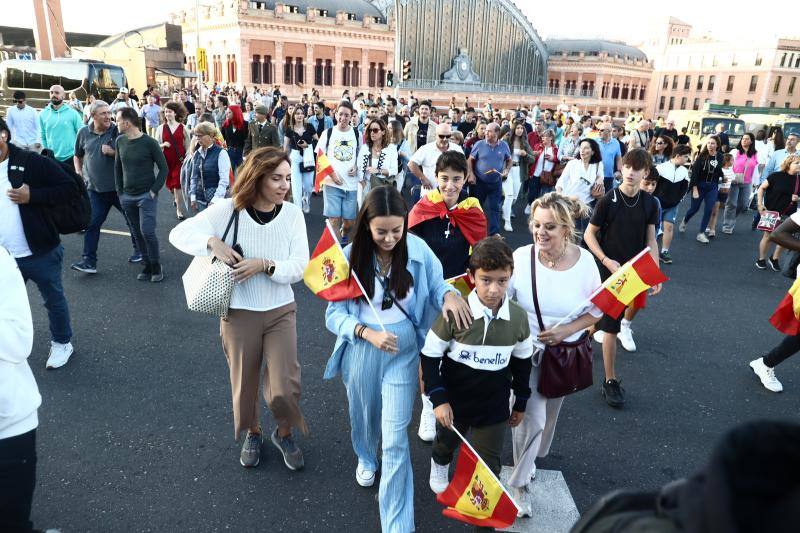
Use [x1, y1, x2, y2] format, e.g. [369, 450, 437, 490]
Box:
[49, 85, 65, 106]
[435, 123, 453, 149]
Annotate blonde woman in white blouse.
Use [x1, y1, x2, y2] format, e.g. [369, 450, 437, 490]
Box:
[169, 147, 310, 471]
[357, 118, 398, 209]
[505, 192, 603, 516]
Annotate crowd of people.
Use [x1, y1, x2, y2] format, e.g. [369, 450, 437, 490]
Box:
[3, 80, 800, 533]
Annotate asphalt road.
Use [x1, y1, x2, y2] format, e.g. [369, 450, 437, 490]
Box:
[24, 192, 799, 532]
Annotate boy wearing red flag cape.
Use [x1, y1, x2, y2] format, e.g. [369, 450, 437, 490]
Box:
[409, 151, 487, 443]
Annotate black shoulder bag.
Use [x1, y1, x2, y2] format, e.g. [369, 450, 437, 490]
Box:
[530, 246, 593, 398]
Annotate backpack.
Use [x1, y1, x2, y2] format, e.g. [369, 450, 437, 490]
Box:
[12, 149, 91, 234]
[569, 484, 684, 533]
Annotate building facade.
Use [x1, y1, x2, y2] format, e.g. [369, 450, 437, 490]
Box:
[170, 0, 394, 99]
[545, 39, 652, 117]
[643, 18, 800, 117]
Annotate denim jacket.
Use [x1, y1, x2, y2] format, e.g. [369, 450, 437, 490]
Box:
[323, 233, 457, 379]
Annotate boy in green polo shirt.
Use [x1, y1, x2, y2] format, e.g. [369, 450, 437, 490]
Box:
[421, 237, 533, 495]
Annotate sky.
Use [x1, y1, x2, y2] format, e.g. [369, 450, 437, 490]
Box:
[5, 0, 798, 43]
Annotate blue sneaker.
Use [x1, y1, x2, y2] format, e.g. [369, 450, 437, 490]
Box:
[70, 259, 97, 274]
[128, 253, 143, 263]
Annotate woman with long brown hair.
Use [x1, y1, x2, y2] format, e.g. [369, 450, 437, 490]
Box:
[170, 147, 310, 471]
[356, 117, 398, 209]
[156, 101, 190, 220]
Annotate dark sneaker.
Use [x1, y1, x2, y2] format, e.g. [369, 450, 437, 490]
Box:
[755, 259, 767, 270]
[137, 264, 152, 281]
[70, 259, 97, 274]
[150, 263, 164, 283]
[271, 428, 304, 471]
[602, 379, 626, 408]
[769, 257, 781, 272]
[659, 250, 673, 264]
[240, 431, 263, 468]
[128, 253, 143, 263]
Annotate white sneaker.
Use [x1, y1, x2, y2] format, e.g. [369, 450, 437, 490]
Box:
[356, 463, 376, 487]
[510, 486, 532, 518]
[524, 204, 531, 215]
[429, 459, 450, 494]
[46, 341, 73, 369]
[504, 220, 513, 232]
[749, 357, 783, 392]
[618, 322, 637, 352]
[418, 395, 436, 442]
[592, 330, 605, 344]
[678, 220, 687, 233]
[696, 232, 710, 244]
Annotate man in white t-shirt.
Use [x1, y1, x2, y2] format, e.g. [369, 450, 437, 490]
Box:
[408, 123, 463, 203]
[317, 100, 360, 243]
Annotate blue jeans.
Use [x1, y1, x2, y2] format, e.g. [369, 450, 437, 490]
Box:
[474, 179, 503, 235]
[120, 192, 160, 264]
[322, 185, 358, 220]
[683, 181, 719, 233]
[603, 177, 616, 193]
[342, 320, 418, 533]
[227, 146, 243, 173]
[526, 175, 541, 205]
[83, 190, 139, 264]
[16, 245, 72, 343]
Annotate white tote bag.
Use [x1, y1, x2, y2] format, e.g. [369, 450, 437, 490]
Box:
[181, 210, 239, 318]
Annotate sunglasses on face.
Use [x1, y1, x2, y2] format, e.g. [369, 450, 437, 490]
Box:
[369, 128, 383, 133]
[438, 134, 451, 139]
[656, 141, 665, 145]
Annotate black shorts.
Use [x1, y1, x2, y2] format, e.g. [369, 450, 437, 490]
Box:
[595, 263, 646, 334]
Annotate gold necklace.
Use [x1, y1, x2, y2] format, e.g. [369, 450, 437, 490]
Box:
[376, 253, 392, 275]
[539, 245, 567, 269]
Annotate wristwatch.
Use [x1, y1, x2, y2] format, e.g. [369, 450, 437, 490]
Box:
[266, 260, 276, 276]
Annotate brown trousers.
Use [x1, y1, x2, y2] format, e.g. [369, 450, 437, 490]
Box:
[220, 303, 308, 440]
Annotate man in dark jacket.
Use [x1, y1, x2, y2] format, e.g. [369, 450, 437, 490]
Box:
[0, 117, 76, 369]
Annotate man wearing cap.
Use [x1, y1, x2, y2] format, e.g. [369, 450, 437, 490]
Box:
[6, 91, 39, 149]
[109, 88, 139, 115]
[243, 104, 280, 157]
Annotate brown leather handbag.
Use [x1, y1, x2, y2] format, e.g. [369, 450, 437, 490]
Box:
[530, 246, 593, 398]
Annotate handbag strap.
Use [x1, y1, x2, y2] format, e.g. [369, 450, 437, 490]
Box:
[220, 208, 240, 247]
[165, 124, 185, 158]
[529, 246, 546, 332]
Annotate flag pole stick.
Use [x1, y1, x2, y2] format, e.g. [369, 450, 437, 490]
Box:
[327, 220, 387, 332]
[450, 426, 520, 510]
[548, 247, 651, 330]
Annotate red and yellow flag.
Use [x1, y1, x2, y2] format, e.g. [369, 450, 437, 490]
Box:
[770, 277, 800, 335]
[408, 189, 487, 246]
[314, 150, 335, 193]
[591, 250, 668, 319]
[437, 443, 518, 529]
[303, 222, 363, 301]
[446, 273, 475, 298]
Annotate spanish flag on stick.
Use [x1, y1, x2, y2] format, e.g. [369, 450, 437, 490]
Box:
[303, 221, 363, 301]
[314, 150, 335, 193]
[408, 189, 488, 246]
[446, 273, 476, 298]
[437, 427, 519, 529]
[770, 277, 800, 335]
[590, 248, 669, 319]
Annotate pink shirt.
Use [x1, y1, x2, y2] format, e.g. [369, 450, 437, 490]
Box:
[732, 150, 758, 184]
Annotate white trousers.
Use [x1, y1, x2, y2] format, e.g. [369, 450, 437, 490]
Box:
[502, 166, 522, 223]
[508, 361, 564, 488]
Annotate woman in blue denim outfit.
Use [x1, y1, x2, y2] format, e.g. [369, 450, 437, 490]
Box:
[324, 186, 472, 533]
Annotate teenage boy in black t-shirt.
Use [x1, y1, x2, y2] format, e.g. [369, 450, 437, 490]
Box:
[583, 148, 662, 408]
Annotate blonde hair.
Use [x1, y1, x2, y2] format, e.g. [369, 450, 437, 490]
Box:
[780, 154, 800, 173]
[193, 122, 218, 138]
[528, 191, 590, 243]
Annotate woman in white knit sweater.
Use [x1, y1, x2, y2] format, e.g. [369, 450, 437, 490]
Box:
[170, 147, 310, 470]
[0, 245, 39, 530]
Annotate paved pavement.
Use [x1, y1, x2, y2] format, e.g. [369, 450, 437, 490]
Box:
[24, 192, 799, 532]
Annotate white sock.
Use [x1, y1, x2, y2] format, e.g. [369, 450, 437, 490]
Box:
[621, 319, 631, 328]
[661, 247, 668, 253]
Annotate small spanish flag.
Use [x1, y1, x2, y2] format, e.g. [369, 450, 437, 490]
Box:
[437, 442, 518, 529]
[770, 277, 800, 335]
[303, 222, 364, 301]
[446, 273, 475, 298]
[408, 189, 487, 246]
[314, 150, 335, 193]
[591, 249, 668, 319]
